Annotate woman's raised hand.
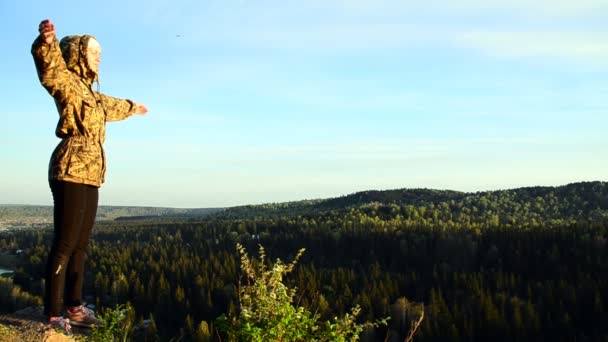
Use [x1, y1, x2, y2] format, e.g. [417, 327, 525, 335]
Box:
[38, 19, 55, 44]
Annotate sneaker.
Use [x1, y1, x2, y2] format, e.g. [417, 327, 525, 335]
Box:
[66, 305, 102, 328]
[48, 316, 73, 335]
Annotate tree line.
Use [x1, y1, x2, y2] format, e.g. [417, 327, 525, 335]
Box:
[1, 181, 607, 340]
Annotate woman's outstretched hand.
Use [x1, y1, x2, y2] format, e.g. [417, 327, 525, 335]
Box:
[135, 103, 148, 115]
[38, 19, 55, 44]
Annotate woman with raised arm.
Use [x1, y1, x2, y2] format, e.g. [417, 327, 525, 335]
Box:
[32, 19, 148, 334]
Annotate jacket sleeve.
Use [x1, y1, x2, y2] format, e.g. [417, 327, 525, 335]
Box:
[31, 36, 72, 98]
[98, 93, 137, 122]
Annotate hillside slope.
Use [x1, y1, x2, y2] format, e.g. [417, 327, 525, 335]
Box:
[212, 181, 608, 223]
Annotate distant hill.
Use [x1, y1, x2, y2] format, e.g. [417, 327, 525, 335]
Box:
[2, 181, 607, 225]
[210, 181, 608, 223]
[0, 205, 222, 224]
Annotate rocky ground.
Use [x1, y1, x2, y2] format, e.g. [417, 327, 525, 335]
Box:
[0, 307, 91, 342]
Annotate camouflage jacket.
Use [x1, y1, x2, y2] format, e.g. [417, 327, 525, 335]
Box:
[32, 34, 137, 187]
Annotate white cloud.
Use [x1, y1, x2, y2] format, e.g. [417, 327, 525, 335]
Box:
[439, 0, 608, 16]
[133, 0, 608, 59]
[455, 31, 608, 66]
[302, 0, 608, 17]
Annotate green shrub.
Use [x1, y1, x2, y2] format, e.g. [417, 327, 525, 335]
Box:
[88, 303, 136, 342]
[216, 243, 387, 341]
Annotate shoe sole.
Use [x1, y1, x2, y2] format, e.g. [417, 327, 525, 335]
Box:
[69, 320, 98, 328]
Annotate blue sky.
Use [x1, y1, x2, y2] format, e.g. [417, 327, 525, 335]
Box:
[1, 0, 607, 208]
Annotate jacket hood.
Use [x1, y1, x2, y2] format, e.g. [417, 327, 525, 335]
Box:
[59, 35, 98, 82]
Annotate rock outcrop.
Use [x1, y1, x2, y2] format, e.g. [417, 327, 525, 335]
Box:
[0, 307, 90, 342]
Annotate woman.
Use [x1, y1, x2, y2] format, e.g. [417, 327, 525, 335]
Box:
[32, 19, 148, 334]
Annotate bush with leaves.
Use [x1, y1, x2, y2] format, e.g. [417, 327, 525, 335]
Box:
[88, 303, 136, 342]
[216, 243, 387, 342]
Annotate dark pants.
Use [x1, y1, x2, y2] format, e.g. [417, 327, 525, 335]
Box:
[44, 180, 98, 317]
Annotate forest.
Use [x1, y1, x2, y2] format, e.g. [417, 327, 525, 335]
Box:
[0, 204, 221, 223]
[1, 181, 607, 341]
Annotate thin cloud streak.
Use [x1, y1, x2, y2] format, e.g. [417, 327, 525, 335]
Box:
[108, 136, 564, 163]
[456, 31, 608, 66]
[440, 0, 608, 16]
